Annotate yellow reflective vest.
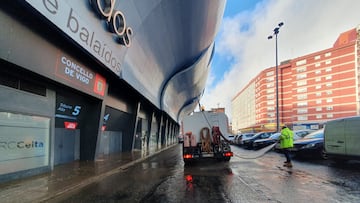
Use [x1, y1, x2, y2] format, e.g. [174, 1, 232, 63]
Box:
[280, 127, 294, 149]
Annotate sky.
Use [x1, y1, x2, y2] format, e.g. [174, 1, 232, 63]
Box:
[200, 0, 360, 121]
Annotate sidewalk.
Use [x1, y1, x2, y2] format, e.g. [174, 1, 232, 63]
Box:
[0, 145, 175, 203]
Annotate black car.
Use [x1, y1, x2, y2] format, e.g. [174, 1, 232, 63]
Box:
[252, 132, 281, 150]
[241, 131, 276, 149]
[290, 129, 326, 159]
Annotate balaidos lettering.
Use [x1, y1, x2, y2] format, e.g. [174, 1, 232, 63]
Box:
[90, 0, 133, 47]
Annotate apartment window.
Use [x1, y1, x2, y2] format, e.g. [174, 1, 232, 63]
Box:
[326, 98, 333, 103]
[316, 107, 322, 111]
[315, 63, 321, 67]
[267, 89, 274, 94]
[267, 107, 275, 111]
[267, 83, 274, 88]
[326, 83, 332, 88]
[266, 71, 274, 76]
[267, 113, 275, 118]
[297, 67, 306, 73]
[325, 75, 332, 80]
[267, 95, 274, 100]
[315, 77, 321, 82]
[327, 114, 333, 118]
[325, 52, 331, 57]
[315, 85, 321, 89]
[267, 101, 275, 105]
[314, 55, 321, 60]
[297, 109, 308, 114]
[326, 90, 332, 95]
[325, 60, 332, 65]
[298, 115, 308, 121]
[297, 87, 307, 93]
[325, 67, 332, 72]
[297, 94, 307, 100]
[296, 59, 307, 66]
[326, 106, 333, 110]
[316, 114, 322, 119]
[266, 78, 274, 82]
[297, 80, 307, 86]
[297, 101, 308, 107]
[315, 70, 321, 75]
[316, 92, 321, 97]
[296, 74, 307, 80]
[316, 100, 322, 104]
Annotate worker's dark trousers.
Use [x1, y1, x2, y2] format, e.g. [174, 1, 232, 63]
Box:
[283, 148, 291, 163]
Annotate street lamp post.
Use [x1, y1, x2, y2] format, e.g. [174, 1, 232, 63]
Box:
[268, 22, 284, 133]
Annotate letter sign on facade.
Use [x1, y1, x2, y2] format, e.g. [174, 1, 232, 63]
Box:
[90, 0, 133, 47]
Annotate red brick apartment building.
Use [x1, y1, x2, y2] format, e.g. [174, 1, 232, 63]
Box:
[232, 26, 360, 133]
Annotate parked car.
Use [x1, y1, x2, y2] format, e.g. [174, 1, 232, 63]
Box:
[274, 129, 315, 151]
[252, 132, 281, 150]
[241, 131, 276, 149]
[232, 134, 240, 145]
[234, 133, 254, 146]
[232, 134, 244, 145]
[178, 134, 184, 143]
[289, 129, 326, 159]
[293, 129, 315, 140]
[227, 134, 235, 143]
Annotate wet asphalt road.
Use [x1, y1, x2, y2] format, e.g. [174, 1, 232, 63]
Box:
[51, 144, 360, 203]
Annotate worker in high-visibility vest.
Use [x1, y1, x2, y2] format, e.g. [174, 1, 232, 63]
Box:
[279, 126, 294, 167]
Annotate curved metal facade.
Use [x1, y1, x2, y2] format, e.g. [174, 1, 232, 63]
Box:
[21, 0, 226, 122]
[121, 0, 226, 122]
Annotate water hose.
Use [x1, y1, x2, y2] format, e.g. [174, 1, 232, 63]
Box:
[200, 127, 212, 153]
[233, 142, 277, 159]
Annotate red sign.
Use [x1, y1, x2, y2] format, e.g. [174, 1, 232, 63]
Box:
[64, 122, 78, 130]
[101, 125, 106, 131]
[93, 74, 106, 96]
[55, 54, 106, 98]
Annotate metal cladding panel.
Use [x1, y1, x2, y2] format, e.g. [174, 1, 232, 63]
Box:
[177, 102, 199, 123]
[161, 43, 214, 121]
[121, 0, 226, 117]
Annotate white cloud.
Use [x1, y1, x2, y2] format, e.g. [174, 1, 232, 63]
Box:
[201, 0, 360, 121]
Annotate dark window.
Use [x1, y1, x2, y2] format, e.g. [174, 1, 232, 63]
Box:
[20, 79, 46, 96]
[0, 72, 18, 88]
[0, 71, 46, 97]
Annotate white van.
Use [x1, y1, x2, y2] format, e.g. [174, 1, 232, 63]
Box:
[324, 116, 360, 161]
